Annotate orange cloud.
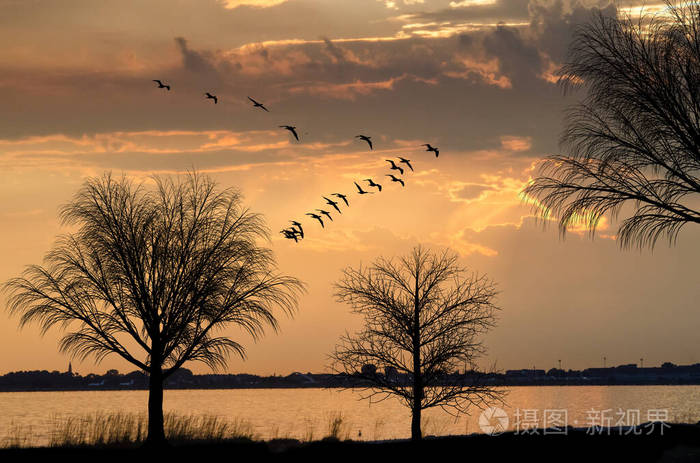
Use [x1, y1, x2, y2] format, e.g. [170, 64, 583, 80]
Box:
[286, 74, 435, 100]
[0, 129, 336, 158]
[500, 135, 532, 151]
[450, 0, 496, 6]
[221, 0, 288, 8]
[446, 56, 512, 88]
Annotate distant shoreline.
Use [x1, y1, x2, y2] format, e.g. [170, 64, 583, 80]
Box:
[4, 382, 700, 393]
[5, 362, 700, 393]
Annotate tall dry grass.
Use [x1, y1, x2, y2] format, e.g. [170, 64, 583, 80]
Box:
[1, 421, 33, 448]
[323, 411, 350, 440]
[46, 412, 257, 447]
[301, 417, 315, 442]
[2, 409, 389, 448]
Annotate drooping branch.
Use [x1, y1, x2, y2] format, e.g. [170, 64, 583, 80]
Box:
[524, 1, 700, 249]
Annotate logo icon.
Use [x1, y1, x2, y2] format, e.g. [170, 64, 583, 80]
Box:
[478, 407, 509, 435]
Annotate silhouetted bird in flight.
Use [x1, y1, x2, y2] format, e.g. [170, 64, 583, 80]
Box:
[280, 229, 299, 242]
[354, 182, 373, 195]
[287, 229, 301, 242]
[205, 92, 218, 104]
[399, 157, 413, 171]
[317, 209, 333, 222]
[153, 80, 170, 91]
[356, 135, 373, 150]
[323, 196, 342, 214]
[290, 220, 304, 239]
[332, 193, 349, 206]
[280, 125, 299, 141]
[248, 96, 269, 112]
[386, 159, 404, 175]
[306, 212, 324, 228]
[422, 143, 439, 157]
[365, 178, 382, 192]
[386, 174, 405, 187]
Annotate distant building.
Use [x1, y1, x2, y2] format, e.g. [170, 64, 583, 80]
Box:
[506, 369, 546, 377]
[287, 372, 316, 384]
[361, 364, 378, 376]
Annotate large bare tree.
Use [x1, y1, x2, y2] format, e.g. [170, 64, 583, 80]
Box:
[522, 1, 700, 249]
[4, 172, 303, 444]
[330, 246, 502, 442]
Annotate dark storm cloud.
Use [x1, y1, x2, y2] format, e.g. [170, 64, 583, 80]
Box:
[482, 25, 545, 87]
[321, 37, 348, 64]
[174, 37, 218, 75]
[163, 1, 619, 99]
[0, 0, 623, 159]
[529, 0, 618, 62]
[0, 0, 405, 49]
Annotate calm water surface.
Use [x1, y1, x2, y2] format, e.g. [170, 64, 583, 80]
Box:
[2, 386, 700, 446]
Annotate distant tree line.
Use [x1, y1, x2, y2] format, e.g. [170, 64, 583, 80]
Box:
[4, 362, 700, 391]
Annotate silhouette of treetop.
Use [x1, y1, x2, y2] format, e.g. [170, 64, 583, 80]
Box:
[4, 171, 304, 443]
[523, 1, 700, 249]
[330, 246, 503, 441]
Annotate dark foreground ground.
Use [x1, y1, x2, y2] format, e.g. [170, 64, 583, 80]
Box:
[4, 424, 700, 462]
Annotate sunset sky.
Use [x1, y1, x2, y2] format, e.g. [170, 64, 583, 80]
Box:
[1, 0, 698, 376]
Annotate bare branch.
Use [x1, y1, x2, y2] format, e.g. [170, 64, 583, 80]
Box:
[3, 171, 305, 378]
[329, 245, 504, 440]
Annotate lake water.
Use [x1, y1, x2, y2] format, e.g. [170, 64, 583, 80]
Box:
[2, 386, 700, 447]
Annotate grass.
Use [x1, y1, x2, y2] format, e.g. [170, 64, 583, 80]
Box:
[324, 411, 350, 440]
[301, 418, 315, 442]
[4, 422, 700, 463]
[4, 414, 700, 463]
[45, 412, 257, 448]
[288, 411, 352, 442]
[165, 414, 256, 442]
[0, 408, 546, 448]
[2, 410, 355, 448]
[1, 422, 33, 449]
[372, 417, 386, 440]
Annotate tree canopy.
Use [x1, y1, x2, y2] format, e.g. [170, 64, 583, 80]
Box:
[4, 172, 304, 443]
[330, 246, 502, 441]
[523, 1, 700, 249]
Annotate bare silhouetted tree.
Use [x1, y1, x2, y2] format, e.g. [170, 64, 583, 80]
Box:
[330, 246, 502, 442]
[4, 172, 304, 445]
[522, 1, 700, 249]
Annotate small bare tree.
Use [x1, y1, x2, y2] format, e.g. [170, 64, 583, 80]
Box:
[3, 172, 304, 445]
[522, 1, 700, 249]
[330, 246, 502, 442]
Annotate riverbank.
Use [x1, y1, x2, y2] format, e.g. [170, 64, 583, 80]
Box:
[3, 424, 700, 463]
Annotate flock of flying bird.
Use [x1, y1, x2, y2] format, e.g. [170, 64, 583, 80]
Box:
[152, 79, 441, 244]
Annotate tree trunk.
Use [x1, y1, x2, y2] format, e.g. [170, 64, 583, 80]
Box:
[411, 360, 423, 441]
[146, 366, 166, 445]
[411, 266, 423, 442]
[411, 398, 422, 441]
